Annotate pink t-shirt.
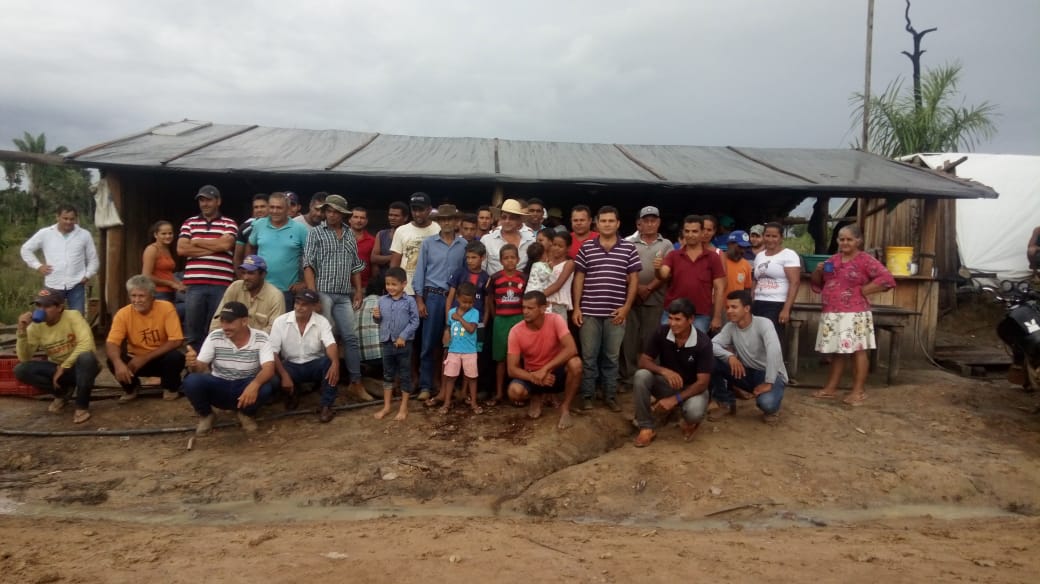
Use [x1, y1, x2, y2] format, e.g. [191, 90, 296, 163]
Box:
[507, 312, 570, 371]
[812, 251, 896, 313]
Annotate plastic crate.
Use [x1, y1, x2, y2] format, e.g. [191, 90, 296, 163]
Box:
[0, 356, 46, 397]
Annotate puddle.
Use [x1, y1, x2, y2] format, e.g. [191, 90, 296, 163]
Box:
[0, 493, 1020, 532]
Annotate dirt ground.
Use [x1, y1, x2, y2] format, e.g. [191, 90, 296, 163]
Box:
[2, 355, 1039, 582]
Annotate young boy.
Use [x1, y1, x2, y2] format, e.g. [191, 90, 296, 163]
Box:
[372, 267, 420, 421]
[488, 244, 526, 406]
[723, 230, 754, 295]
[446, 241, 490, 340]
[431, 282, 481, 415]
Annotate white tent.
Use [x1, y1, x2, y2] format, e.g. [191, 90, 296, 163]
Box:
[908, 153, 1039, 282]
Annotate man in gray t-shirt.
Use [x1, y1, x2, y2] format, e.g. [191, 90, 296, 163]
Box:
[710, 290, 787, 423]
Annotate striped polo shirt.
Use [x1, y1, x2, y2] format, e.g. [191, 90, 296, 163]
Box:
[198, 327, 274, 381]
[179, 214, 239, 286]
[490, 270, 526, 317]
[574, 237, 641, 317]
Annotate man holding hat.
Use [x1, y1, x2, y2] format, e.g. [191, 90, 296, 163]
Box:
[14, 288, 100, 424]
[268, 289, 340, 423]
[177, 185, 239, 351]
[621, 206, 672, 390]
[210, 254, 285, 334]
[480, 198, 535, 274]
[412, 204, 468, 397]
[247, 191, 309, 311]
[390, 192, 440, 295]
[302, 193, 371, 402]
[184, 301, 275, 434]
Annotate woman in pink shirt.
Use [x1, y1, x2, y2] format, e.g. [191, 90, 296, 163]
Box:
[809, 225, 896, 406]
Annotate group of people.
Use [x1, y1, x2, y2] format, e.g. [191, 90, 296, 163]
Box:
[14, 187, 898, 446]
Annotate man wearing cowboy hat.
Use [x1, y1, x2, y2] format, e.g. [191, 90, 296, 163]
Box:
[480, 198, 535, 274]
[412, 204, 468, 398]
[302, 194, 373, 402]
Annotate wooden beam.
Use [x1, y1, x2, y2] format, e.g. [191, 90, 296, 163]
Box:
[159, 125, 258, 166]
[613, 144, 667, 180]
[66, 128, 157, 159]
[0, 150, 65, 166]
[726, 146, 819, 184]
[324, 133, 381, 171]
[103, 173, 125, 322]
[918, 198, 940, 278]
[493, 138, 501, 174]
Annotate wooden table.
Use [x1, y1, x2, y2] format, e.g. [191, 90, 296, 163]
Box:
[787, 303, 916, 385]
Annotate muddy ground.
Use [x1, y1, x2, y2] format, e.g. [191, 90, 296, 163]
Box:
[1, 354, 1039, 582]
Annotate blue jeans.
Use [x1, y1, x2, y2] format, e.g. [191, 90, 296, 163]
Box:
[14, 353, 100, 409]
[660, 311, 711, 334]
[185, 284, 227, 350]
[711, 357, 785, 414]
[182, 373, 274, 416]
[578, 315, 626, 400]
[418, 292, 448, 391]
[319, 292, 362, 384]
[382, 340, 413, 393]
[64, 282, 87, 314]
[279, 356, 337, 407]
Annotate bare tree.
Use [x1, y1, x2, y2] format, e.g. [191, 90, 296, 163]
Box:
[900, 0, 937, 112]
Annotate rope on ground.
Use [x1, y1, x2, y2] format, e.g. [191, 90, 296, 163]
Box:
[0, 399, 386, 437]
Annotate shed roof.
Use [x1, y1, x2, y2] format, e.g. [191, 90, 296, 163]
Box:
[65, 120, 998, 199]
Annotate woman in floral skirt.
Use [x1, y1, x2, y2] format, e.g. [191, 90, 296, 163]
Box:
[810, 225, 896, 406]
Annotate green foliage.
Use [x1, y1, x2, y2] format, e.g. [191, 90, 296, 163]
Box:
[784, 232, 816, 256]
[850, 63, 998, 158]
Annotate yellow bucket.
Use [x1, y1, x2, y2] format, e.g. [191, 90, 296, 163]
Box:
[885, 246, 914, 276]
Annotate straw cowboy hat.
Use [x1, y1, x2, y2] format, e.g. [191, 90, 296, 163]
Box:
[498, 199, 529, 216]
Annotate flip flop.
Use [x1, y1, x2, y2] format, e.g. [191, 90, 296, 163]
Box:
[811, 390, 838, 399]
[485, 398, 500, 407]
[438, 404, 451, 415]
[843, 393, 868, 406]
[471, 406, 484, 415]
[424, 398, 445, 409]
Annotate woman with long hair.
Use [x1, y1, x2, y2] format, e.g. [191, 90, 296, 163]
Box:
[752, 222, 800, 342]
[142, 220, 184, 303]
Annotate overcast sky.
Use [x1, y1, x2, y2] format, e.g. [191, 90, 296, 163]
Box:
[1, 0, 1037, 155]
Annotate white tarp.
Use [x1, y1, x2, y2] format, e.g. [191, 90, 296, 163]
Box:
[911, 153, 1039, 283]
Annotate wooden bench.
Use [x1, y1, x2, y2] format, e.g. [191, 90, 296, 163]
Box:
[787, 303, 915, 385]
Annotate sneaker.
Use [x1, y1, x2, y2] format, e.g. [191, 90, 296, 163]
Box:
[581, 397, 594, 411]
[117, 391, 138, 404]
[162, 390, 181, 401]
[237, 411, 259, 433]
[605, 398, 622, 413]
[48, 397, 67, 413]
[417, 390, 431, 402]
[195, 413, 215, 436]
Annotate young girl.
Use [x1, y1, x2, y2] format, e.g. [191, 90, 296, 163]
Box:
[524, 242, 552, 294]
[542, 232, 575, 319]
[488, 244, 526, 406]
[142, 220, 184, 303]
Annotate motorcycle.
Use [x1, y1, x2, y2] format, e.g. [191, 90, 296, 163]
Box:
[985, 282, 1040, 392]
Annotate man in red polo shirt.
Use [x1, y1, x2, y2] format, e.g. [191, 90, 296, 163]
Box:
[568, 204, 598, 259]
[654, 215, 725, 335]
[349, 206, 375, 291]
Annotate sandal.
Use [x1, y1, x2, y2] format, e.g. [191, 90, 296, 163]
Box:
[438, 404, 451, 415]
[811, 390, 838, 399]
[424, 398, 445, 409]
[485, 398, 500, 407]
[843, 393, 868, 406]
[471, 406, 484, 415]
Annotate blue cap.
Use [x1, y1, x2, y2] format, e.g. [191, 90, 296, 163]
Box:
[239, 255, 268, 272]
[727, 230, 751, 248]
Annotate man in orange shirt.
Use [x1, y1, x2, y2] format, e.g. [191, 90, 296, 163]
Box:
[723, 230, 754, 295]
[105, 275, 186, 402]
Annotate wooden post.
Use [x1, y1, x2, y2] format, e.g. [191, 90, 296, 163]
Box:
[104, 173, 125, 321]
[919, 198, 940, 278]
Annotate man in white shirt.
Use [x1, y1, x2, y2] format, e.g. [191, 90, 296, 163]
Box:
[183, 301, 275, 435]
[20, 205, 99, 314]
[269, 289, 340, 423]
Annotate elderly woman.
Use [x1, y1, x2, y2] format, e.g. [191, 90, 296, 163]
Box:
[810, 225, 896, 406]
[752, 222, 801, 342]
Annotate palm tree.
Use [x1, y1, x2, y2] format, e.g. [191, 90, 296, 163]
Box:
[12, 131, 69, 222]
[851, 63, 997, 158]
[1, 159, 20, 189]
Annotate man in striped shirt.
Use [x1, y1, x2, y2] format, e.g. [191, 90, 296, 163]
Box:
[572, 205, 641, 412]
[183, 301, 275, 435]
[177, 185, 238, 351]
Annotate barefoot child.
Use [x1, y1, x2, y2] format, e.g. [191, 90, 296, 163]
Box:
[372, 267, 420, 421]
[431, 282, 481, 414]
[488, 244, 526, 406]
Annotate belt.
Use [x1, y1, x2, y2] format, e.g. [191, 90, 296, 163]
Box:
[424, 287, 448, 296]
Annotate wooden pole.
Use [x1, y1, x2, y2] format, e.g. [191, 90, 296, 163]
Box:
[862, 0, 875, 151]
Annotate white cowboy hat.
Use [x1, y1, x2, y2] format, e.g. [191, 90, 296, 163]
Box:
[498, 199, 529, 216]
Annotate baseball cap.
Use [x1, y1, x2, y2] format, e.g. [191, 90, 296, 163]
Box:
[727, 230, 752, 248]
[295, 289, 321, 304]
[285, 191, 300, 206]
[195, 185, 220, 199]
[31, 287, 66, 306]
[749, 224, 765, 236]
[720, 215, 736, 228]
[217, 301, 249, 321]
[239, 254, 268, 272]
[639, 206, 660, 218]
[321, 194, 350, 214]
[409, 192, 432, 208]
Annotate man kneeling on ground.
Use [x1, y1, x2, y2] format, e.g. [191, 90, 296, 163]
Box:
[15, 288, 100, 424]
[632, 298, 712, 447]
[506, 291, 583, 429]
[269, 289, 340, 423]
[710, 290, 787, 424]
[105, 275, 186, 403]
[183, 301, 275, 434]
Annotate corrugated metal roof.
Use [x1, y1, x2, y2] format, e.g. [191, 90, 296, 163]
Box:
[65, 120, 998, 199]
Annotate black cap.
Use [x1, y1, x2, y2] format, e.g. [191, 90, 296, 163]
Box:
[31, 287, 66, 307]
[409, 192, 432, 208]
[196, 185, 220, 199]
[217, 301, 249, 321]
[295, 289, 321, 304]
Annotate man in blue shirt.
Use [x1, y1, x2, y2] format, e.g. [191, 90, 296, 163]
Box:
[248, 191, 309, 310]
[411, 204, 468, 399]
